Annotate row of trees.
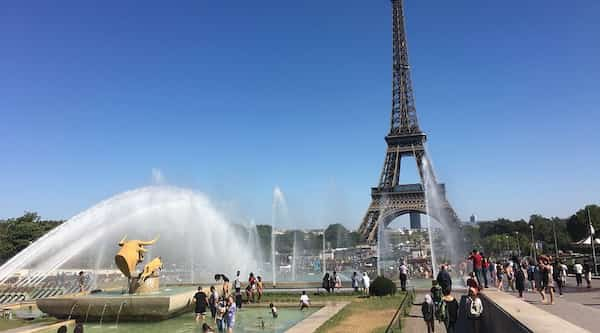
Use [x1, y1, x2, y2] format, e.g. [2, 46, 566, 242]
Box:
[0, 212, 64, 264]
[1, 205, 597, 265]
[463, 205, 600, 256]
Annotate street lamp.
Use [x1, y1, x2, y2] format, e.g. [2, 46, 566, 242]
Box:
[515, 231, 521, 257]
[552, 219, 559, 260]
[504, 235, 509, 255]
[530, 224, 536, 261]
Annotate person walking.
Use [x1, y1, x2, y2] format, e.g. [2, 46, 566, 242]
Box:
[322, 273, 331, 293]
[543, 257, 555, 304]
[466, 288, 483, 333]
[537, 259, 547, 304]
[574, 262, 583, 287]
[527, 262, 536, 292]
[488, 259, 496, 286]
[505, 262, 515, 292]
[430, 280, 443, 319]
[553, 261, 564, 296]
[496, 264, 504, 291]
[467, 250, 484, 287]
[399, 261, 409, 292]
[441, 290, 459, 333]
[194, 286, 208, 323]
[421, 294, 435, 333]
[515, 262, 526, 298]
[436, 264, 452, 295]
[584, 262, 592, 288]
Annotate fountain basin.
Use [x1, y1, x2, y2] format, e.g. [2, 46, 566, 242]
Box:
[36, 287, 195, 322]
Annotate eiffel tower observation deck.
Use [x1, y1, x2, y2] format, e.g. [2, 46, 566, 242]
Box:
[358, 0, 460, 243]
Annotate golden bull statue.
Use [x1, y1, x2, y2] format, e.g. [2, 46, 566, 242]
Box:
[115, 235, 162, 293]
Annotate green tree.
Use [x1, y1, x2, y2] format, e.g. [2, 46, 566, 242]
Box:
[567, 205, 600, 242]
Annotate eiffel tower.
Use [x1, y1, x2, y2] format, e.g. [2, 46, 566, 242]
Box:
[358, 0, 460, 243]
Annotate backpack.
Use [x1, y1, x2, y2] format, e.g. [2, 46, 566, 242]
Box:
[437, 300, 448, 323]
[431, 286, 442, 302]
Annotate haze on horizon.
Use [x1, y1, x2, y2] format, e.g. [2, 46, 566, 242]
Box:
[1, 0, 598, 229]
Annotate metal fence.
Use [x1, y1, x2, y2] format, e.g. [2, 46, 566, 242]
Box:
[385, 287, 416, 333]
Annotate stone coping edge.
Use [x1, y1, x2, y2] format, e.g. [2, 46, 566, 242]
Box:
[285, 302, 350, 333]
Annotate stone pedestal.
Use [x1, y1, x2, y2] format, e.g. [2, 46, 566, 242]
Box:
[129, 276, 159, 294]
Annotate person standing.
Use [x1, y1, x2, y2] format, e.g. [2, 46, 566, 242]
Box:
[256, 276, 264, 303]
[466, 288, 483, 333]
[194, 286, 208, 323]
[352, 272, 359, 292]
[421, 294, 435, 333]
[436, 265, 452, 295]
[322, 273, 331, 293]
[574, 262, 583, 287]
[208, 285, 219, 321]
[467, 250, 483, 287]
[225, 296, 237, 333]
[329, 272, 336, 293]
[78, 271, 86, 293]
[233, 271, 242, 308]
[584, 262, 592, 288]
[247, 272, 256, 303]
[515, 262, 526, 298]
[334, 271, 342, 291]
[399, 261, 409, 292]
[442, 290, 459, 333]
[362, 272, 371, 296]
[481, 255, 489, 288]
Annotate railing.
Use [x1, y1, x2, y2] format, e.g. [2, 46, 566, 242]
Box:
[385, 287, 415, 333]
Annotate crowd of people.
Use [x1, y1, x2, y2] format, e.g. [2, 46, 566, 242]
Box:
[420, 261, 483, 333]
[192, 270, 268, 333]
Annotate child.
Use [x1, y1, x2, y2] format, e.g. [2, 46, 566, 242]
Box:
[299, 290, 310, 310]
[421, 294, 435, 333]
[467, 272, 479, 291]
[269, 302, 278, 318]
[496, 265, 504, 291]
[430, 280, 442, 320]
[202, 323, 214, 333]
[215, 297, 226, 331]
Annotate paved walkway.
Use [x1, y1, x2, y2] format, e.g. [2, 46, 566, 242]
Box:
[495, 276, 600, 332]
[402, 293, 446, 333]
[285, 302, 349, 333]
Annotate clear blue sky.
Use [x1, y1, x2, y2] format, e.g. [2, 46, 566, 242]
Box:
[1, 0, 599, 228]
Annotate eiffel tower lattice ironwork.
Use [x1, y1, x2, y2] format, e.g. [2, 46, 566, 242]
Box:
[358, 0, 460, 243]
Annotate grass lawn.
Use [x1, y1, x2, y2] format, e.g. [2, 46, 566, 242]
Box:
[314, 293, 407, 333]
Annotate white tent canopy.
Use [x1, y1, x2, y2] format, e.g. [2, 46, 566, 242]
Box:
[574, 236, 600, 245]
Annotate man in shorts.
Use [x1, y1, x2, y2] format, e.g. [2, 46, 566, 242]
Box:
[194, 286, 208, 322]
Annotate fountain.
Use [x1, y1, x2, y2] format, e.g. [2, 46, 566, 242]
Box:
[0, 186, 263, 321]
[36, 235, 197, 321]
[271, 186, 287, 286]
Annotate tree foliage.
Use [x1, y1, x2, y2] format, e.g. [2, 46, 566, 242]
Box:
[0, 212, 63, 264]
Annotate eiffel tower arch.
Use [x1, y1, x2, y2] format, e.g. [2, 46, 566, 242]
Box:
[358, 0, 461, 243]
